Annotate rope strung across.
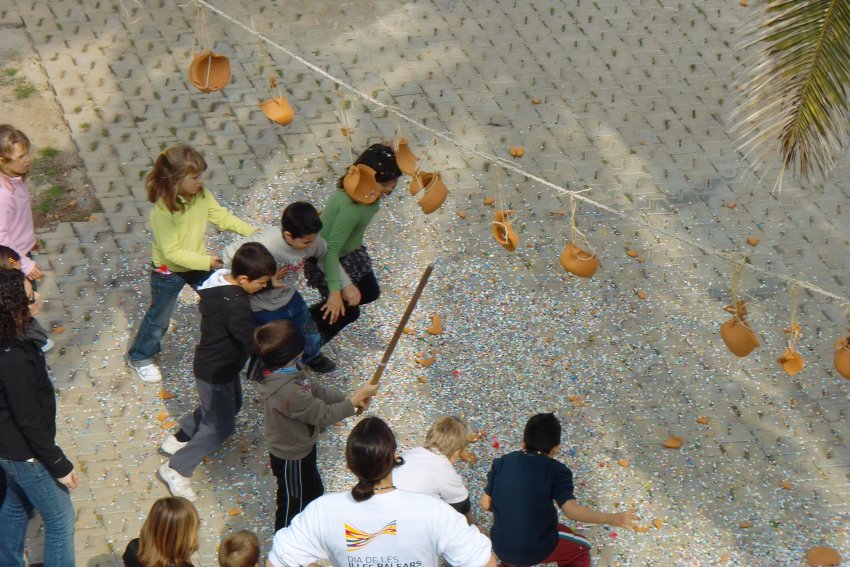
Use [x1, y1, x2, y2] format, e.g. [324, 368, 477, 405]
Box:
[190, 0, 850, 307]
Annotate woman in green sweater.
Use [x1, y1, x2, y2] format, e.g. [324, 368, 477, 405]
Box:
[305, 143, 402, 342]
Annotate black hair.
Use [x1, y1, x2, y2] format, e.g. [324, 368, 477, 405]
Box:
[336, 143, 402, 189]
[346, 417, 402, 502]
[280, 202, 322, 239]
[230, 242, 276, 281]
[523, 413, 562, 455]
[0, 244, 21, 268]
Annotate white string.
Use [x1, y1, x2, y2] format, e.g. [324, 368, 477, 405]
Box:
[191, 0, 849, 306]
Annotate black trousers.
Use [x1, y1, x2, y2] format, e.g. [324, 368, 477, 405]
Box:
[309, 270, 381, 343]
[269, 445, 324, 530]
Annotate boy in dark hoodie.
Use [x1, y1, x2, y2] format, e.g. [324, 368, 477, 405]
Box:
[158, 242, 276, 502]
[253, 320, 378, 530]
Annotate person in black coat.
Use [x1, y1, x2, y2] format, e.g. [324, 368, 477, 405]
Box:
[0, 268, 79, 566]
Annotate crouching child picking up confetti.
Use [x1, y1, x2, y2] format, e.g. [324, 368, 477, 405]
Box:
[482, 413, 638, 567]
[252, 320, 379, 530]
[157, 242, 276, 502]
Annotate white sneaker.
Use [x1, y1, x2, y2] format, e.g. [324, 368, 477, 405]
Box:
[161, 434, 188, 455]
[126, 357, 162, 383]
[157, 462, 197, 502]
[41, 338, 55, 353]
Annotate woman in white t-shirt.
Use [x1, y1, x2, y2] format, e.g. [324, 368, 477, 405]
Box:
[393, 416, 475, 524]
[267, 417, 495, 567]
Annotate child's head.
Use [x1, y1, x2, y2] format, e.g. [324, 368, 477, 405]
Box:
[0, 125, 32, 177]
[254, 320, 306, 369]
[336, 143, 402, 197]
[137, 496, 200, 567]
[0, 245, 22, 270]
[522, 413, 561, 456]
[218, 530, 260, 567]
[0, 268, 31, 342]
[146, 144, 208, 212]
[280, 201, 322, 249]
[424, 416, 469, 461]
[346, 416, 400, 502]
[230, 242, 276, 294]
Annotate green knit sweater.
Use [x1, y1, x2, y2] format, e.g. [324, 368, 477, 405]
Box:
[319, 190, 380, 291]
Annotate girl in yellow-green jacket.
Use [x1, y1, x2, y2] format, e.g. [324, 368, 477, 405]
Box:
[126, 144, 256, 383]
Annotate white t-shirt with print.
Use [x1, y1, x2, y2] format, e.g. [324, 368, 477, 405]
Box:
[393, 447, 469, 505]
[268, 489, 491, 567]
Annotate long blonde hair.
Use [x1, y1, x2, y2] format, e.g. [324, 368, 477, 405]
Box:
[146, 144, 207, 213]
[0, 124, 31, 178]
[137, 497, 200, 567]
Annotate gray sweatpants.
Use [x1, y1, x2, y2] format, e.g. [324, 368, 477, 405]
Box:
[169, 376, 242, 477]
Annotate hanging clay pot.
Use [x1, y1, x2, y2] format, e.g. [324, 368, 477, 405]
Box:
[560, 241, 598, 278]
[188, 50, 231, 93]
[778, 347, 805, 376]
[343, 164, 381, 205]
[719, 301, 759, 357]
[395, 138, 418, 176]
[834, 335, 850, 380]
[259, 96, 295, 126]
[492, 210, 520, 251]
[805, 547, 841, 566]
[413, 172, 448, 214]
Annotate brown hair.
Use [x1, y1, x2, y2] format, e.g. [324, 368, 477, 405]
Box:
[218, 530, 260, 567]
[137, 497, 200, 567]
[335, 143, 401, 189]
[424, 416, 469, 459]
[346, 417, 399, 502]
[0, 125, 31, 177]
[146, 144, 207, 213]
[253, 319, 304, 367]
[0, 268, 31, 342]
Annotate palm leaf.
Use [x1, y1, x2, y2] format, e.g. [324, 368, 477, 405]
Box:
[734, 0, 850, 185]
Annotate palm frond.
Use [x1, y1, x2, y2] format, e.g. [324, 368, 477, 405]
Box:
[734, 0, 850, 185]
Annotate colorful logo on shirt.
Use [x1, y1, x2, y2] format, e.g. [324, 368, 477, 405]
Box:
[345, 521, 397, 551]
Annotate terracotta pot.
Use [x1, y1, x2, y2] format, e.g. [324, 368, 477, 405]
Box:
[720, 317, 759, 357]
[806, 546, 841, 566]
[395, 138, 418, 176]
[343, 164, 381, 204]
[834, 337, 850, 380]
[492, 210, 520, 251]
[188, 50, 231, 93]
[259, 96, 295, 125]
[415, 172, 448, 214]
[560, 241, 598, 278]
[778, 347, 805, 376]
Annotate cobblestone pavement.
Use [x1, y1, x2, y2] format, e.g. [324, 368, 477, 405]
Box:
[2, 0, 849, 565]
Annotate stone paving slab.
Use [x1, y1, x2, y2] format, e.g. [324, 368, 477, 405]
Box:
[2, 0, 850, 565]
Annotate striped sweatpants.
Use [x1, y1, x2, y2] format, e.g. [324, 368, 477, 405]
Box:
[269, 445, 324, 531]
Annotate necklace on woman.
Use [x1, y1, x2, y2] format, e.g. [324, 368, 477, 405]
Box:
[373, 485, 396, 492]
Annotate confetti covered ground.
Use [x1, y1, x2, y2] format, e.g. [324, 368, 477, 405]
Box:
[2, 0, 848, 565]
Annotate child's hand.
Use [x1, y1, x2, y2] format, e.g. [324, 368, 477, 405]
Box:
[321, 291, 345, 323]
[350, 383, 379, 409]
[341, 283, 361, 306]
[210, 255, 224, 269]
[610, 509, 639, 530]
[27, 263, 44, 281]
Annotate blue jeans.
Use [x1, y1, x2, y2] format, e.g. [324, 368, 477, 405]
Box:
[127, 268, 212, 366]
[252, 291, 322, 363]
[0, 459, 75, 567]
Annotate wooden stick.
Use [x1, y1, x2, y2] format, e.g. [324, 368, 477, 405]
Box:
[357, 264, 434, 413]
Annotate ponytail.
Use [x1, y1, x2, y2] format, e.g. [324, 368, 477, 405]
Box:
[345, 418, 401, 502]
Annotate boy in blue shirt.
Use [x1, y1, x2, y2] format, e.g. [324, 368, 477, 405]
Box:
[481, 413, 637, 567]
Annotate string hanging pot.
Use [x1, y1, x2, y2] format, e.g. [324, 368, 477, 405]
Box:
[188, 5, 231, 93]
[256, 36, 294, 125]
[408, 138, 447, 214]
[834, 330, 850, 380]
[343, 164, 381, 204]
[492, 209, 520, 251]
[777, 285, 804, 376]
[719, 300, 760, 357]
[559, 197, 598, 278]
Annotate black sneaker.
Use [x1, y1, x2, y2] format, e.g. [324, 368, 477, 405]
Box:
[305, 353, 337, 373]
